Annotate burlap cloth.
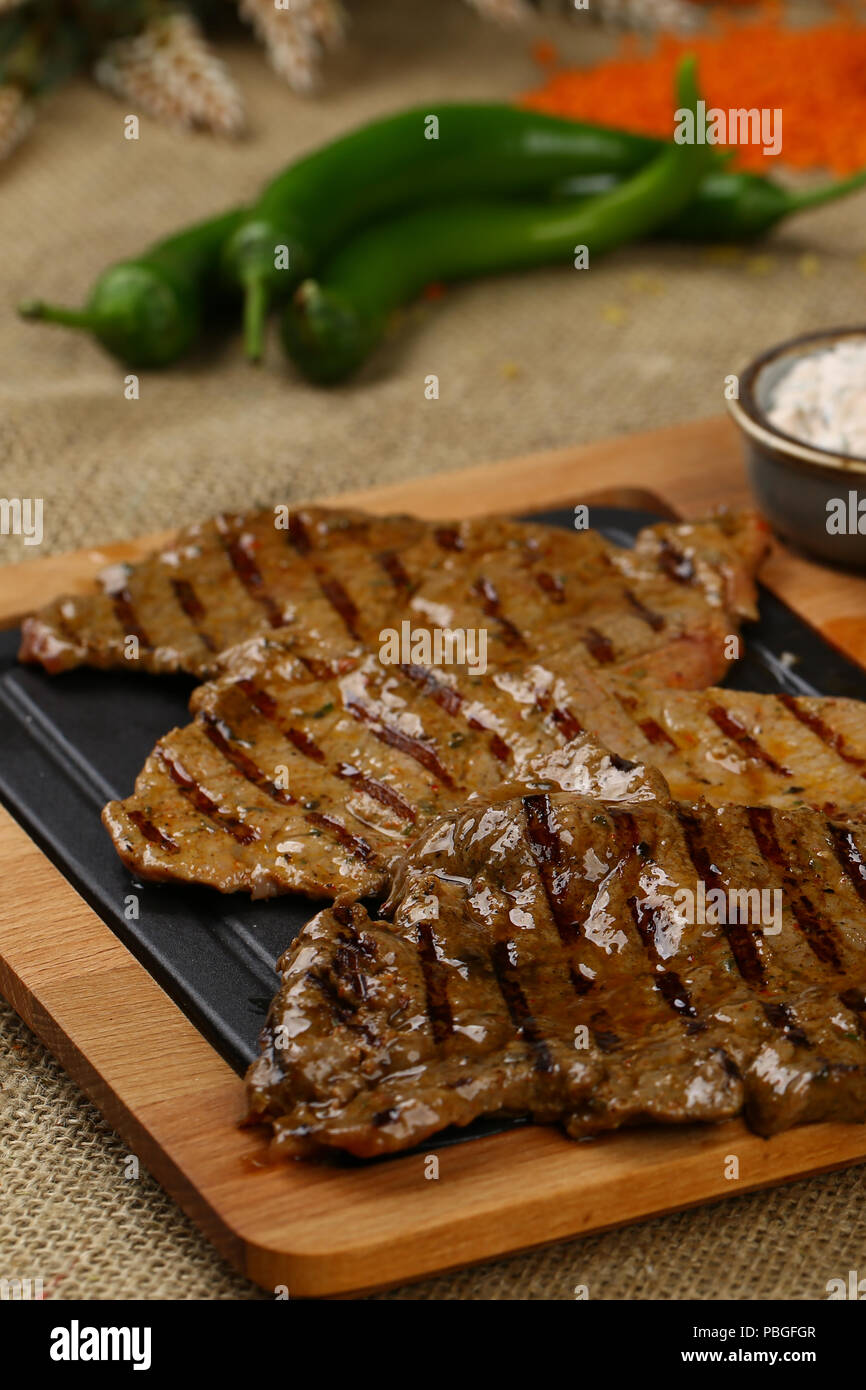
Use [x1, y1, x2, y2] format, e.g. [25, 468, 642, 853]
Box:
[2, 0, 866, 1299]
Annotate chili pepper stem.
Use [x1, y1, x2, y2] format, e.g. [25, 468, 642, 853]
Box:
[243, 278, 268, 363]
[18, 300, 96, 329]
[785, 167, 866, 213]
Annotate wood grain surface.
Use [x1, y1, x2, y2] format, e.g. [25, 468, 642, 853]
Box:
[3, 413, 866, 1297]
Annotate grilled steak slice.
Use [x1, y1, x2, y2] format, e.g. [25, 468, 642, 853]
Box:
[602, 684, 866, 817]
[19, 509, 425, 679]
[247, 780, 866, 1158]
[20, 506, 767, 685]
[103, 625, 866, 899]
[101, 636, 654, 897]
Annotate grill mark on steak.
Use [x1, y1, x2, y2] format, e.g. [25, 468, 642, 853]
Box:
[582, 627, 615, 665]
[126, 809, 179, 855]
[332, 931, 373, 1003]
[676, 809, 815, 1050]
[657, 539, 695, 584]
[830, 825, 866, 904]
[708, 706, 792, 777]
[552, 706, 583, 740]
[398, 663, 515, 766]
[761, 1001, 810, 1048]
[523, 793, 602, 1002]
[286, 512, 312, 555]
[535, 571, 565, 603]
[308, 967, 376, 1042]
[676, 807, 766, 989]
[591, 1015, 622, 1050]
[286, 727, 325, 762]
[158, 747, 259, 845]
[415, 920, 454, 1042]
[294, 652, 339, 682]
[571, 969, 594, 998]
[235, 678, 277, 717]
[345, 698, 456, 789]
[400, 663, 464, 717]
[523, 793, 578, 947]
[490, 940, 555, 1073]
[747, 807, 843, 971]
[488, 734, 511, 763]
[200, 712, 295, 806]
[171, 579, 216, 652]
[631, 896, 701, 1023]
[434, 526, 464, 552]
[335, 764, 417, 824]
[522, 795, 636, 1011]
[778, 694, 866, 773]
[218, 525, 284, 629]
[109, 587, 152, 650]
[305, 811, 375, 862]
[625, 589, 665, 631]
[316, 574, 362, 640]
[285, 513, 364, 639]
[472, 577, 526, 648]
[639, 718, 678, 749]
[620, 807, 702, 1029]
[377, 550, 412, 591]
[234, 678, 418, 823]
[608, 805, 640, 851]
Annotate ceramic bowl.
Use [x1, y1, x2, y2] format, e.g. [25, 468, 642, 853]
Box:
[727, 326, 866, 569]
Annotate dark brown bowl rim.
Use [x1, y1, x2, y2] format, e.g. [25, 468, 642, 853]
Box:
[736, 325, 866, 471]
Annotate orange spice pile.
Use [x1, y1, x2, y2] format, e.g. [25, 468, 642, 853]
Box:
[521, 5, 866, 174]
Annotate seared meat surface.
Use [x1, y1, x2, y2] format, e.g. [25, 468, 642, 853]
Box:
[247, 764, 866, 1158]
[101, 646, 652, 899]
[20, 506, 767, 686]
[606, 685, 866, 817]
[103, 628, 866, 898]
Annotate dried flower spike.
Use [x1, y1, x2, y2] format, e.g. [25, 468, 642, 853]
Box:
[239, 0, 347, 94]
[95, 12, 245, 136]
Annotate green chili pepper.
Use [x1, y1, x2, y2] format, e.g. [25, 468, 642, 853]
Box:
[221, 105, 667, 362]
[554, 166, 866, 241]
[281, 57, 712, 385]
[669, 166, 866, 240]
[18, 207, 245, 368]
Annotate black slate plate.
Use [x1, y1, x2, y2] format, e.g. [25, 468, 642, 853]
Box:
[2, 505, 866, 1091]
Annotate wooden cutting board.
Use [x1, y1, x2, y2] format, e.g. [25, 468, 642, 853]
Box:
[4, 413, 866, 1300]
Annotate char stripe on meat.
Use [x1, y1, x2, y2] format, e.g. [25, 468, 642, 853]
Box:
[111, 588, 152, 651]
[171, 578, 217, 653]
[201, 712, 295, 807]
[246, 769, 866, 1158]
[676, 807, 765, 989]
[158, 747, 260, 845]
[778, 693, 866, 772]
[218, 521, 285, 629]
[708, 706, 792, 778]
[830, 826, 866, 903]
[747, 806, 844, 971]
[126, 809, 179, 855]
